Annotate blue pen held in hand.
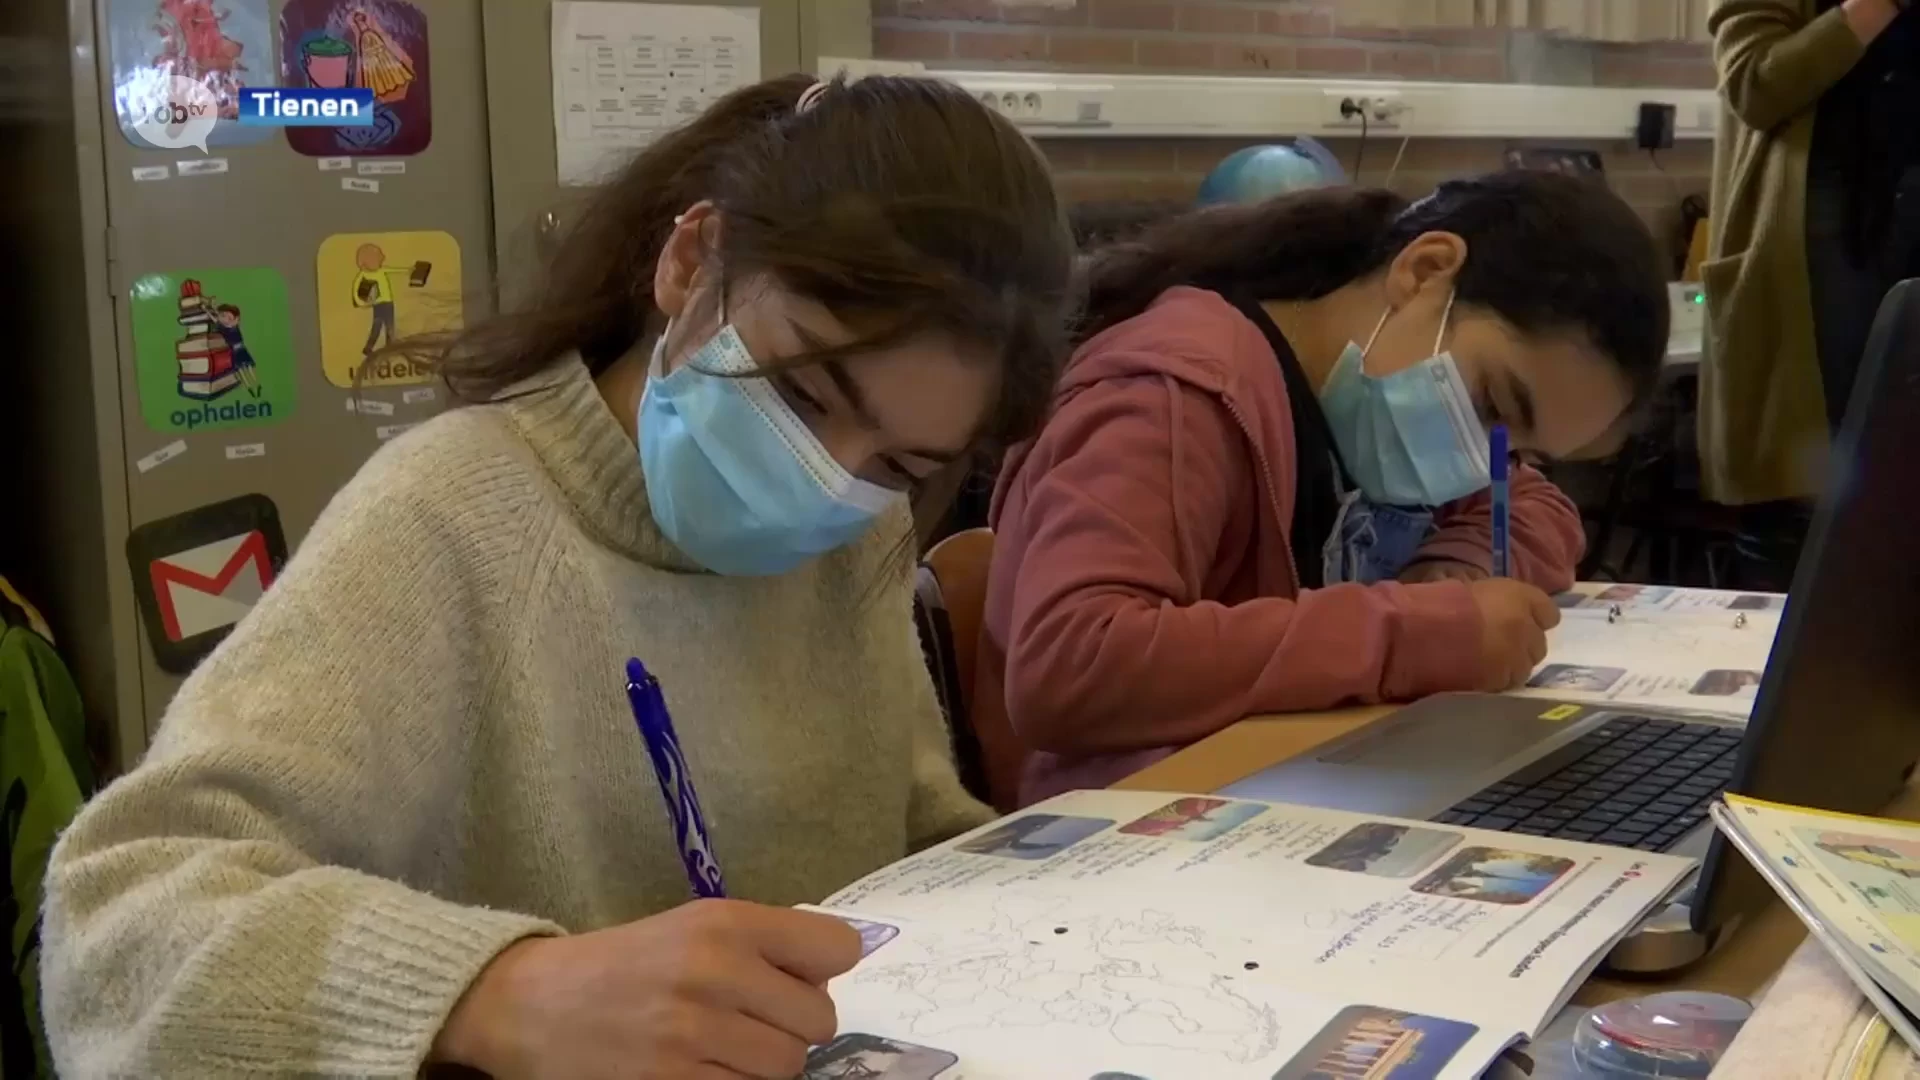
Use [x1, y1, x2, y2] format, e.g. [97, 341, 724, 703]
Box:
[626, 658, 728, 899]
[1489, 424, 1511, 578]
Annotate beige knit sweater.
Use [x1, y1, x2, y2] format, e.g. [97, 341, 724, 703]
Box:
[43, 357, 992, 1077]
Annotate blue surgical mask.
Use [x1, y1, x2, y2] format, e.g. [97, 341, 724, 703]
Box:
[637, 322, 900, 575]
[1317, 291, 1491, 507]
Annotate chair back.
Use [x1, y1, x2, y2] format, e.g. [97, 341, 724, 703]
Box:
[914, 529, 1026, 809]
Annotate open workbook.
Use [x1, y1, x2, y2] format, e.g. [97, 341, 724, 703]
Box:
[1711, 795, 1920, 1055]
[1518, 583, 1783, 718]
[800, 789, 1693, 1079]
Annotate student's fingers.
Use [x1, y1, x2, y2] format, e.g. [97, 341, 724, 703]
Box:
[698, 1010, 812, 1079]
[1525, 588, 1562, 630]
[702, 955, 840, 1047]
[735, 906, 863, 985]
[1525, 628, 1549, 668]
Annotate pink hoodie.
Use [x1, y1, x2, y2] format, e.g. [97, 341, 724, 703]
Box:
[980, 287, 1583, 805]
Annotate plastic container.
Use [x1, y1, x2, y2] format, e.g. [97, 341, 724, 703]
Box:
[1566, 992, 1753, 1078]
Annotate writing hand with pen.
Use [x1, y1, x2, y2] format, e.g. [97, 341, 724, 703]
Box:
[432, 899, 861, 1079]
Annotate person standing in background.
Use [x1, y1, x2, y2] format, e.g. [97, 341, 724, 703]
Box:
[1703, 0, 1913, 589]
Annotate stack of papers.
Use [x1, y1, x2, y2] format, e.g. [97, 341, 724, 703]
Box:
[1521, 584, 1783, 718]
[1712, 795, 1920, 1057]
[804, 789, 1693, 1079]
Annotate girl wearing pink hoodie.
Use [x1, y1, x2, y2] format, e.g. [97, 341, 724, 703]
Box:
[984, 171, 1671, 805]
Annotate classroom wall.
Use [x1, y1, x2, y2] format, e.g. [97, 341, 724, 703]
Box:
[871, 0, 1717, 263]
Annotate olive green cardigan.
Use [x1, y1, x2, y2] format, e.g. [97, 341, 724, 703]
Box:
[1702, 0, 1865, 505]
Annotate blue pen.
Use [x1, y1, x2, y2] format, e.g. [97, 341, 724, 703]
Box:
[625, 658, 728, 899]
[1489, 424, 1511, 578]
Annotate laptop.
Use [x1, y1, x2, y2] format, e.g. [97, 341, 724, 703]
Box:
[1223, 278, 1920, 973]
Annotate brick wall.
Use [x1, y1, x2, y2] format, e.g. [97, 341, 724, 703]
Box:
[872, 0, 1718, 262]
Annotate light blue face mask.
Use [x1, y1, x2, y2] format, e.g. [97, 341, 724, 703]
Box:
[1317, 291, 1492, 508]
[637, 321, 900, 576]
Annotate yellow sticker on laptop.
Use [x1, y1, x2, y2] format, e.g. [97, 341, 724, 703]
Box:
[1539, 704, 1582, 721]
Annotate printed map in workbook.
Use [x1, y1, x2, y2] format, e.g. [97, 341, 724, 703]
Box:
[1520, 584, 1783, 718]
[801, 789, 1693, 1080]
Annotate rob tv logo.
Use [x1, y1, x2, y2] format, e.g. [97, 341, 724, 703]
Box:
[238, 87, 375, 127]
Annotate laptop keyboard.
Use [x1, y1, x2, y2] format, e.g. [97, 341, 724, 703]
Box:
[1430, 713, 1741, 852]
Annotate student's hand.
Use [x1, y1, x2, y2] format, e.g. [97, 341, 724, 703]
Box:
[1399, 559, 1488, 584]
[433, 899, 861, 1080]
[1467, 578, 1560, 690]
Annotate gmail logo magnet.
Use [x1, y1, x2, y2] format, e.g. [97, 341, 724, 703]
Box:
[126, 494, 288, 674]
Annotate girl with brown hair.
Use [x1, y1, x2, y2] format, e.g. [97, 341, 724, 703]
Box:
[983, 172, 1670, 804]
[43, 74, 1074, 1079]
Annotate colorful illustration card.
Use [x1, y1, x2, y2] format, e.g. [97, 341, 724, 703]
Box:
[955, 814, 1112, 861]
[1527, 663, 1627, 694]
[1410, 847, 1576, 905]
[804, 1034, 957, 1079]
[838, 917, 901, 959]
[131, 268, 296, 434]
[1273, 1006, 1479, 1080]
[1305, 822, 1462, 878]
[1120, 797, 1266, 842]
[126, 494, 286, 674]
[316, 231, 460, 387]
[107, 0, 276, 148]
[279, 0, 431, 157]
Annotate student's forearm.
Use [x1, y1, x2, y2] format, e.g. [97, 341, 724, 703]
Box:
[1844, 0, 1903, 44]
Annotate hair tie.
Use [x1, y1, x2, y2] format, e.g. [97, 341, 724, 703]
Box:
[795, 80, 830, 114]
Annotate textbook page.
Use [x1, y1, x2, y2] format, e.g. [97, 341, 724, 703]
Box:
[807, 789, 1691, 1080]
[1715, 795, 1920, 1038]
[1519, 583, 1782, 717]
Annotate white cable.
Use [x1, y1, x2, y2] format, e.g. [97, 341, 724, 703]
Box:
[1385, 134, 1412, 190]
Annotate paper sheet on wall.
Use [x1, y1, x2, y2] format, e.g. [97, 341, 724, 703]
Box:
[1517, 583, 1783, 718]
[551, 1, 759, 186]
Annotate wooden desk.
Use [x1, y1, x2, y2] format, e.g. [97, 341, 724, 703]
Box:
[1115, 707, 1920, 1008]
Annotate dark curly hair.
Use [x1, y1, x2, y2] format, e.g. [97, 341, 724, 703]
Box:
[1076, 170, 1670, 411]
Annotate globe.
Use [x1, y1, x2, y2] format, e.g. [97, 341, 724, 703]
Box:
[1195, 140, 1345, 206]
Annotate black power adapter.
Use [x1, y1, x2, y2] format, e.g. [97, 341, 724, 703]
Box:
[1636, 102, 1677, 151]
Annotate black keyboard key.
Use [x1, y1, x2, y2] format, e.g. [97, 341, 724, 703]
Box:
[1567, 817, 1613, 833]
[1560, 828, 1600, 841]
[1484, 782, 1526, 797]
[1635, 837, 1671, 851]
[1600, 828, 1650, 845]
[1650, 798, 1692, 814]
[1512, 825, 1550, 836]
[1507, 797, 1551, 812]
[1432, 810, 1476, 825]
[1476, 815, 1520, 831]
[1586, 808, 1627, 824]
[1454, 799, 1497, 814]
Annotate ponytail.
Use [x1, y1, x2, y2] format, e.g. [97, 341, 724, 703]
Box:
[1076, 187, 1407, 343]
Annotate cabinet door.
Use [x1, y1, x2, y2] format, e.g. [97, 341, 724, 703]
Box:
[482, 0, 803, 306]
[99, 0, 493, 726]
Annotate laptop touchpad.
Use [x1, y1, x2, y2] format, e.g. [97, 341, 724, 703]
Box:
[1221, 696, 1575, 814]
[1319, 708, 1551, 767]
